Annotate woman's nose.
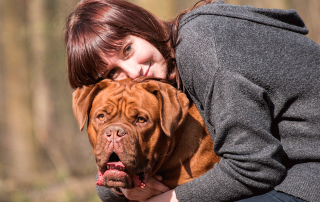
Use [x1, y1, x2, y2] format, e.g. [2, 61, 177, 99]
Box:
[119, 61, 142, 79]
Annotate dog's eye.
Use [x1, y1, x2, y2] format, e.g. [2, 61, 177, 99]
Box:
[97, 114, 105, 121]
[137, 117, 147, 123]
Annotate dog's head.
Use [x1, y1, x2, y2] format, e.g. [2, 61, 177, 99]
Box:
[72, 79, 189, 188]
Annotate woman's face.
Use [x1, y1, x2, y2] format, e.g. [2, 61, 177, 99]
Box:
[102, 35, 168, 80]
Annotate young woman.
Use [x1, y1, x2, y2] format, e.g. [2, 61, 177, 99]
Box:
[65, 0, 320, 201]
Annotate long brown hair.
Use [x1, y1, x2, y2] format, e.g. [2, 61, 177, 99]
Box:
[65, 0, 215, 90]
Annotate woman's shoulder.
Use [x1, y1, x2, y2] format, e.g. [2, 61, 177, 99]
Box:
[179, 0, 308, 35]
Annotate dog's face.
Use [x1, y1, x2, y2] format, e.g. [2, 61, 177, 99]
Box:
[72, 79, 189, 189]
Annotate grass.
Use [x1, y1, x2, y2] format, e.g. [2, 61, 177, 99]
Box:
[1, 173, 100, 202]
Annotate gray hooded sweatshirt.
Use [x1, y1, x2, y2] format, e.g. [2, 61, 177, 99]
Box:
[97, 1, 320, 201]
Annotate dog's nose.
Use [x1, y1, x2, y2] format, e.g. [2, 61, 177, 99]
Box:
[105, 125, 126, 139]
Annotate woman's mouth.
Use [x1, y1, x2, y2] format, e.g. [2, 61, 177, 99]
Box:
[144, 63, 151, 76]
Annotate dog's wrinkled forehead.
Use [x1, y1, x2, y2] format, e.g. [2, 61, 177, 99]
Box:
[94, 83, 126, 103]
[90, 80, 159, 116]
[93, 80, 149, 101]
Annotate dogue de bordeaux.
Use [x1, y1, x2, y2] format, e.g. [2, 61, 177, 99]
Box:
[72, 78, 219, 190]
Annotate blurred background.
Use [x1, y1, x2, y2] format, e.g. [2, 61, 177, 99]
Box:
[0, 0, 319, 201]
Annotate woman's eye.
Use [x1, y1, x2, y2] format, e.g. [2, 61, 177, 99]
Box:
[97, 114, 105, 121]
[137, 117, 147, 123]
[123, 44, 132, 56]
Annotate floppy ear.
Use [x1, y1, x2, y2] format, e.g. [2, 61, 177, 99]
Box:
[72, 84, 99, 131]
[72, 79, 114, 131]
[142, 80, 190, 137]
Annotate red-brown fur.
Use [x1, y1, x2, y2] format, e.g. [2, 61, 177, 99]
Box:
[72, 79, 219, 189]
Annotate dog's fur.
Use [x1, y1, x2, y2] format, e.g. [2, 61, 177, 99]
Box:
[72, 79, 219, 189]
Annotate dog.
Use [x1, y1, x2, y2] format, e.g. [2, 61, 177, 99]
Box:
[72, 78, 219, 189]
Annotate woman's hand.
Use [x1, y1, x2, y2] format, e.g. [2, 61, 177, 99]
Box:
[142, 189, 178, 202]
[120, 175, 170, 201]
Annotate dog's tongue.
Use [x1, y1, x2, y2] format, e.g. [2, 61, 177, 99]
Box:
[133, 172, 148, 188]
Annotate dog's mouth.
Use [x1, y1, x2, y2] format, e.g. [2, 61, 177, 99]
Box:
[106, 152, 125, 171]
[96, 152, 149, 188]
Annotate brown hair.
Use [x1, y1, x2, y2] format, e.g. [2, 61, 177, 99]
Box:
[65, 0, 215, 90]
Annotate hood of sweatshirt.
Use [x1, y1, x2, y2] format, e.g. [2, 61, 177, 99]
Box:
[180, 0, 308, 35]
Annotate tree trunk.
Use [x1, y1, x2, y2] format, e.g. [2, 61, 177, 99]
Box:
[28, 0, 51, 151]
[0, 0, 6, 176]
[3, 0, 35, 181]
[28, 0, 73, 176]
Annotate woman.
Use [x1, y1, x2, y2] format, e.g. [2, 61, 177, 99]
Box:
[65, 0, 320, 201]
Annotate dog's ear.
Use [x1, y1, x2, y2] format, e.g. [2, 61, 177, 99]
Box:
[72, 79, 113, 131]
[72, 84, 99, 131]
[142, 80, 190, 137]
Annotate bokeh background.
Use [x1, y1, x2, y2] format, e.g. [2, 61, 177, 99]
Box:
[0, 0, 319, 201]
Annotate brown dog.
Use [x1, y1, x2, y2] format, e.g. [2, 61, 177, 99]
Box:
[72, 79, 219, 189]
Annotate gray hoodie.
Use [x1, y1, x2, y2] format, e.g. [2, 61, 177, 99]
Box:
[175, 1, 320, 202]
[97, 1, 320, 201]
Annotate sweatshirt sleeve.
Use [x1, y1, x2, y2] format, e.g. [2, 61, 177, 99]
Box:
[174, 69, 287, 201]
[174, 14, 287, 202]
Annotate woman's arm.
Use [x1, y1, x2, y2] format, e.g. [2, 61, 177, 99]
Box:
[143, 190, 178, 202]
[173, 71, 287, 201]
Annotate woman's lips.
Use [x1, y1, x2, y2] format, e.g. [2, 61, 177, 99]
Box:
[144, 64, 151, 76]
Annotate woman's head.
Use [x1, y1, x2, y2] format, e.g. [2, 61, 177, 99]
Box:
[65, 0, 176, 89]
